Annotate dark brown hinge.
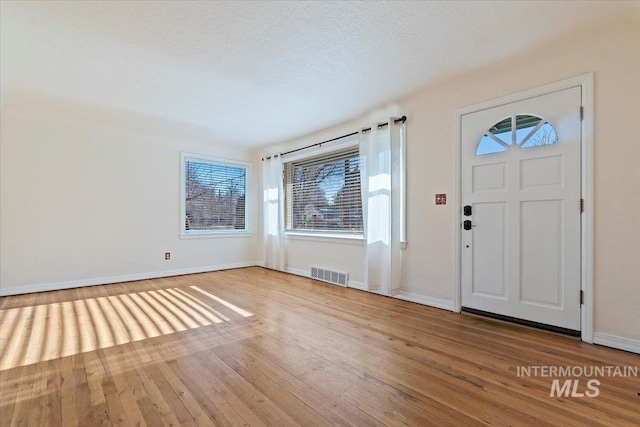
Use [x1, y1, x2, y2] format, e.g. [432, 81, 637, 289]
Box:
[580, 198, 584, 213]
[580, 290, 584, 305]
[580, 106, 584, 121]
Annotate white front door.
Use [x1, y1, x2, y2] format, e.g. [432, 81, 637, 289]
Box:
[461, 87, 582, 331]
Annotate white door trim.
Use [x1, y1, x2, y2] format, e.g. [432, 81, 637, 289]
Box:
[453, 73, 594, 343]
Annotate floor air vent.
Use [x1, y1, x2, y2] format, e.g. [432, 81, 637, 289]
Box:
[310, 266, 348, 287]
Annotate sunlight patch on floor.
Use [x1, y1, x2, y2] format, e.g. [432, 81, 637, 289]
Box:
[0, 287, 253, 371]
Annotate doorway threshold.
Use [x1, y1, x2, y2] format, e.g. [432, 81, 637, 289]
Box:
[462, 307, 581, 337]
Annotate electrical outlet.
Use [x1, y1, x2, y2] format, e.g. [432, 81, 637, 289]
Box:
[165, 252, 170, 260]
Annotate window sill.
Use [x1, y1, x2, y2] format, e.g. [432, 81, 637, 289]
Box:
[179, 232, 253, 240]
[284, 232, 364, 245]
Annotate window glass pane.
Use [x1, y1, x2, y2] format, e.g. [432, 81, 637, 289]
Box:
[489, 117, 513, 146]
[514, 114, 542, 144]
[476, 134, 508, 155]
[521, 121, 559, 148]
[285, 147, 363, 233]
[185, 160, 246, 231]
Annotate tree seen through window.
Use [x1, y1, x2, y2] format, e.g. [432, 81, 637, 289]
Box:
[185, 160, 246, 231]
[284, 147, 363, 233]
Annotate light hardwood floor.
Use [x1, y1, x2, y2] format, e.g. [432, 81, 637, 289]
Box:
[1, 267, 638, 426]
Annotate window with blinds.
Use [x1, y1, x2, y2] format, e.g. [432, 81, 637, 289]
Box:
[284, 147, 363, 233]
[183, 155, 248, 234]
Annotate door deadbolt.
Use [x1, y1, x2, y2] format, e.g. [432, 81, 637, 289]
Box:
[463, 220, 478, 230]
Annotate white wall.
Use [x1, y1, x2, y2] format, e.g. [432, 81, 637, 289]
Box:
[284, 237, 365, 285]
[266, 19, 640, 342]
[0, 96, 261, 295]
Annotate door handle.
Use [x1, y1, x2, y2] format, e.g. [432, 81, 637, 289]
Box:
[463, 220, 478, 230]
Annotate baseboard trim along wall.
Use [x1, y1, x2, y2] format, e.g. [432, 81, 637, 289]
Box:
[396, 291, 456, 312]
[593, 333, 640, 354]
[0, 261, 259, 296]
[345, 281, 367, 291]
[283, 266, 310, 279]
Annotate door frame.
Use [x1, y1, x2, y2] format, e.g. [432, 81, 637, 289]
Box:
[453, 73, 594, 343]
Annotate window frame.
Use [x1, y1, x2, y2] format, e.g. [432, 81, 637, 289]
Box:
[180, 152, 251, 239]
[283, 137, 364, 240]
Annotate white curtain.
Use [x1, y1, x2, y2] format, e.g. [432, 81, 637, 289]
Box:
[360, 119, 406, 294]
[262, 154, 285, 270]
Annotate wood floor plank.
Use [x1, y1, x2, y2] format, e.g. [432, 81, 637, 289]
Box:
[1, 294, 37, 427]
[212, 345, 335, 427]
[192, 350, 299, 427]
[1, 267, 638, 426]
[43, 358, 63, 427]
[173, 351, 269, 427]
[59, 355, 78, 426]
[167, 356, 252, 427]
[134, 367, 183, 427]
[72, 353, 93, 424]
[149, 360, 214, 426]
[213, 340, 381, 426]
[8, 358, 38, 426]
[142, 364, 198, 426]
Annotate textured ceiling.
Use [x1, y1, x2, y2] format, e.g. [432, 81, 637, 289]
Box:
[2, 1, 638, 147]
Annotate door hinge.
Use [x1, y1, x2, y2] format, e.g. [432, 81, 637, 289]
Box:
[580, 290, 584, 305]
[580, 198, 584, 213]
[580, 106, 584, 121]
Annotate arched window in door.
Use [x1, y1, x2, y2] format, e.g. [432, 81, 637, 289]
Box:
[476, 115, 559, 155]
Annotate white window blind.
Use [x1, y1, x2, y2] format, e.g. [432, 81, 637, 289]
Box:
[284, 147, 363, 233]
[184, 158, 247, 233]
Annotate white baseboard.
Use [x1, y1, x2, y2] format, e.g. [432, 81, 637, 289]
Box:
[346, 280, 366, 291]
[283, 267, 309, 278]
[345, 277, 456, 309]
[347, 283, 454, 310]
[396, 291, 455, 311]
[0, 261, 260, 296]
[593, 333, 640, 354]
[347, 281, 388, 296]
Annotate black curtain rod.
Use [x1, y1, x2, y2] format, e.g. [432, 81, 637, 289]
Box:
[361, 115, 408, 133]
[262, 116, 406, 161]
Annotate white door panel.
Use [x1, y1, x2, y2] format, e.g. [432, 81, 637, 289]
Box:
[473, 162, 507, 192]
[461, 87, 582, 331]
[520, 199, 563, 306]
[520, 155, 563, 188]
[472, 202, 507, 298]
